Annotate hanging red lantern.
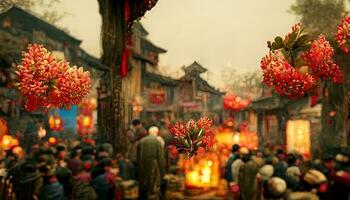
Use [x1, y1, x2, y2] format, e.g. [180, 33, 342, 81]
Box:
[77, 114, 94, 136]
[49, 115, 64, 132]
[223, 92, 251, 111]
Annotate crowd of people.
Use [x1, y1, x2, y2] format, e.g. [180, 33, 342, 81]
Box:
[0, 119, 171, 200]
[1, 117, 350, 200]
[225, 144, 350, 200]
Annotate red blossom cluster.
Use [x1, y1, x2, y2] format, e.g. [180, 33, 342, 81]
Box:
[169, 117, 215, 158]
[17, 44, 91, 111]
[261, 23, 344, 98]
[336, 16, 350, 54]
[261, 51, 315, 98]
[303, 35, 343, 83]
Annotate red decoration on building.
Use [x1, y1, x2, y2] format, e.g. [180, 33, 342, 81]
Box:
[149, 88, 166, 105]
[120, 35, 132, 78]
[223, 92, 251, 111]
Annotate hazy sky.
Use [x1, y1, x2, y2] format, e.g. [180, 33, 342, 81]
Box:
[56, 0, 297, 88]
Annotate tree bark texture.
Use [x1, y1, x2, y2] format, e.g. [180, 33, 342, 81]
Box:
[98, 0, 126, 154]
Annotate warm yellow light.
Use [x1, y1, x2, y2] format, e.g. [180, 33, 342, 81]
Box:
[201, 161, 212, 184]
[287, 120, 311, 158]
[54, 118, 61, 126]
[2, 136, 10, 146]
[83, 116, 91, 127]
[48, 137, 57, 145]
[38, 127, 46, 138]
[233, 134, 240, 144]
[187, 170, 200, 186]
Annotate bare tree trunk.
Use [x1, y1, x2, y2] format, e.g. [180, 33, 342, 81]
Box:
[98, 0, 126, 154]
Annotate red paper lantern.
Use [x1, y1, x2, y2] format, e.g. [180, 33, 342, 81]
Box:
[77, 114, 94, 136]
[223, 92, 251, 111]
[49, 115, 63, 132]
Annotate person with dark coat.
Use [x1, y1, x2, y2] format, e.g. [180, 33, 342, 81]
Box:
[69, 159, 97, 200]
[91, 158, 116, 200]
[39, 166, 65, 200]
[137, 126, 165, 200]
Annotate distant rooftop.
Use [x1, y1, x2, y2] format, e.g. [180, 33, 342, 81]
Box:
[183, 61, 207, 75]
[0, 6, 81, 45]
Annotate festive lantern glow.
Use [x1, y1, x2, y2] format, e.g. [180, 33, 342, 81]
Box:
[223, 92, 251, 111]
[38, 127, 46, 138]
[233, 134, 240, 144]
[0, 118, 8, 139]
[1, 135, 19, 150]
[182, 153, 220, 188]
[2, 135, 11, 149]
[48, 137, 57, 145]
[261, 23, 343, 98]
[16, 44, 91, 111]
[77, 114, 94, 136]
[286, 120, 311, 159]
[49, 115, 63, 132]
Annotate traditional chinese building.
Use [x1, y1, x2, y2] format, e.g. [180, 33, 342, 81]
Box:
[0, 6, 107, 138]
[250, 89, 322, 158]
[178, 61, 223, 121]
[107, 22, 179, 128]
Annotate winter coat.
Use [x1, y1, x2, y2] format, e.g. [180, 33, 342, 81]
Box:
[231, 158, 244, 183]
[137, 135, 165, 199]
[238, 160, 260, 200]
[39, 181, 65, 200]
[70, 180, 97, 200]
[91, 173, 116, 200]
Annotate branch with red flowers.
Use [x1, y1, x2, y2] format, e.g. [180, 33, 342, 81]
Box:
[16, 44, 91, 111]
[261, 23, 343, 99]
[336, 16, 350, 54]
[169, 117, 215, 158]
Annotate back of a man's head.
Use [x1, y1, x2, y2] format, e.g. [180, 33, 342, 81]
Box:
[132, 119, 141, 127]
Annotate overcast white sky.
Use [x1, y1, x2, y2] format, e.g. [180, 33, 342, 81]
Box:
[55, 0, 297, 88]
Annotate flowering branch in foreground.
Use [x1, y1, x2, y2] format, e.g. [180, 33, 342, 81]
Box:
[17, 44, 91, 111]
[169, 117, 215, 158]
[261, 23, 343, 98]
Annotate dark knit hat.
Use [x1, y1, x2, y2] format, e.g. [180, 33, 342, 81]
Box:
[68, 159, 84, 173]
